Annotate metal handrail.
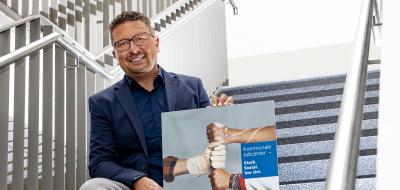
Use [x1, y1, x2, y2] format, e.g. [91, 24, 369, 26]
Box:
[229, 0, 238, 15]
[0, 1, 110, 65]
[0, 32, 113, 80]
[0, 1, 22, 20]
[325, 0, 375, 189]
[0, 15, 38, 32]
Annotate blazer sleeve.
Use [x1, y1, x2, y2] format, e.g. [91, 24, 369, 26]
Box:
[197, 78, 211, 108]
[88, 96, 146, 187]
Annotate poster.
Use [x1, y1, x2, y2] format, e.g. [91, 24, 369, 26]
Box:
[162, 101, 279, 190]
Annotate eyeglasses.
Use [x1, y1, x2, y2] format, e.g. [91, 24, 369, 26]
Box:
[112, 32, 154, 52]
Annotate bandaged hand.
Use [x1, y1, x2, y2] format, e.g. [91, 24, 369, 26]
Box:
[187, 142, 223, 176]
[210, 143, 226, 169]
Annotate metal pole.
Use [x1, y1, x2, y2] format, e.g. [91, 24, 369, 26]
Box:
[325, 0, 374, 189]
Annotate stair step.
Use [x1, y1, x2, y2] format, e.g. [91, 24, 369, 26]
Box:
[277, 136, 376, 158]
[280, 177, 375, 190]
[279, 155, 375, 183]
[223, 71, 379, 96]
[275, 90, 378, 108]
[277, 119, 377, 138]
[232, 77, 379, 103]
[276, 104, 377, 122]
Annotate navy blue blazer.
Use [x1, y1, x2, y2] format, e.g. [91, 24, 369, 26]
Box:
[88, 69, 210, 187]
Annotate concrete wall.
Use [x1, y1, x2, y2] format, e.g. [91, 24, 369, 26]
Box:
[228, 42, 380, 86]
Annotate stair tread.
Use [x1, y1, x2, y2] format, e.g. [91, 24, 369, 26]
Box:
[223, 71, 379, 95]
[280, 177, 375, 190]
[279, 155, 375, 183]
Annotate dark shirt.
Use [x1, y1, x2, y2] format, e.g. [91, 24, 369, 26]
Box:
[125, 69, 167, 186]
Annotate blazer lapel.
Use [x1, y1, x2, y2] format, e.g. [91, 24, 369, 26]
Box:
[164, 71, 178, 111]
[114, 79, 148, 157]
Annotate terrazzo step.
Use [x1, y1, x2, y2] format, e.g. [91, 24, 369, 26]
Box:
[276, 111, 377, 129]
[235, 83, 378, 105]
[222, 71, 379, 96]
[278, 155, 376, 184]
[276, 119, 377, 139]
[277, 136, 376, 159]
[280, 177, 375, 190]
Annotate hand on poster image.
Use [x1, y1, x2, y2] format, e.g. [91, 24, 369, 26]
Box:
[209, 169, 247, 190]
[210, 94, 234, 107]
[163, 142, 226, 182]
[208, 169, 231, 190]
[206, 123, 277, 144]
[187, 142, 226, 176]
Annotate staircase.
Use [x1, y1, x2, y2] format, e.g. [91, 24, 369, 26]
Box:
[220, 71, 379, 190]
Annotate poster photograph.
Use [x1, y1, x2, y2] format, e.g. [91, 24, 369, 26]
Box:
[162, 101, 279, 190]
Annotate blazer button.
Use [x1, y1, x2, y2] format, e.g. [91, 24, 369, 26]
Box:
[141, 163, 147, 170]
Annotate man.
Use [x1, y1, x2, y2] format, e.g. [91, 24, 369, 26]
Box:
[79, 11, 232, 190]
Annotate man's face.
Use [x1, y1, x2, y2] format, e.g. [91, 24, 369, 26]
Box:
[111, 21, 159, 77]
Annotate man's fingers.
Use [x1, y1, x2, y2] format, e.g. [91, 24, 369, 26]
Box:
[211, 94, 234, 107]
[223, 96, 234, 106]
[217, 94, 227, 106]
[211, 95, 218, 107]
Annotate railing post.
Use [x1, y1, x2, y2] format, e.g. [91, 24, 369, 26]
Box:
[65, 53, 77, 190]
[26, 18, 41, 190]
[41, 25, 54, 190]
[54, 44, 66, 190]
[12, 22, 27, 190]
[325, 0, 374, 189]
[76, 63, 88, 188]
[0, 27, 11, 190]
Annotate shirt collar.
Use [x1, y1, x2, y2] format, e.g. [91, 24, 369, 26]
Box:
[125, 65, 165, 88]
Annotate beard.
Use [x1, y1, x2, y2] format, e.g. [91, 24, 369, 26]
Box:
[130, 60, 156, 74]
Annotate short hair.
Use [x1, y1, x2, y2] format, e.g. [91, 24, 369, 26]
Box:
[109, 11, 154, 42]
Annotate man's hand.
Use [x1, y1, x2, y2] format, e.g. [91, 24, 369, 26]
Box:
[133, 177, 163, 190]
[211, 94, 234, 107]
[208, 169, 231, 190]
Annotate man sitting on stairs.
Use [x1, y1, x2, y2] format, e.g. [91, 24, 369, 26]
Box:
[79, 11, 233, 190]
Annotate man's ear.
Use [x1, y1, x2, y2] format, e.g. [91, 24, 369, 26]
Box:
[112, 49, 116, 58]
[154, 36, 160, 52]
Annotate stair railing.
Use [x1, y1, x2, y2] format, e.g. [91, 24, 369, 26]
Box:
[0, 0, 227, 189]
[325, 0, 378, 189]
[0, 15, 126, 189]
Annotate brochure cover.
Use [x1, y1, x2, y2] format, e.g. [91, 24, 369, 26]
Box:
[162, 101, 279, 190]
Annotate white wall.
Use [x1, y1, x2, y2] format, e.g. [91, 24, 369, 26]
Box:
[228, 42, 380, 86]
[0, 10, 14, 26]
[224, 0, 380, 86]
[225, 0, 363, 58]
[228, 43, 353, 86]
[377, 1, 400, 189]
[158, 0, 228, 95]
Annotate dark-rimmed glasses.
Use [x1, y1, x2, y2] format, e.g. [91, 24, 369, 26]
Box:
[112, 32, 154, 52]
